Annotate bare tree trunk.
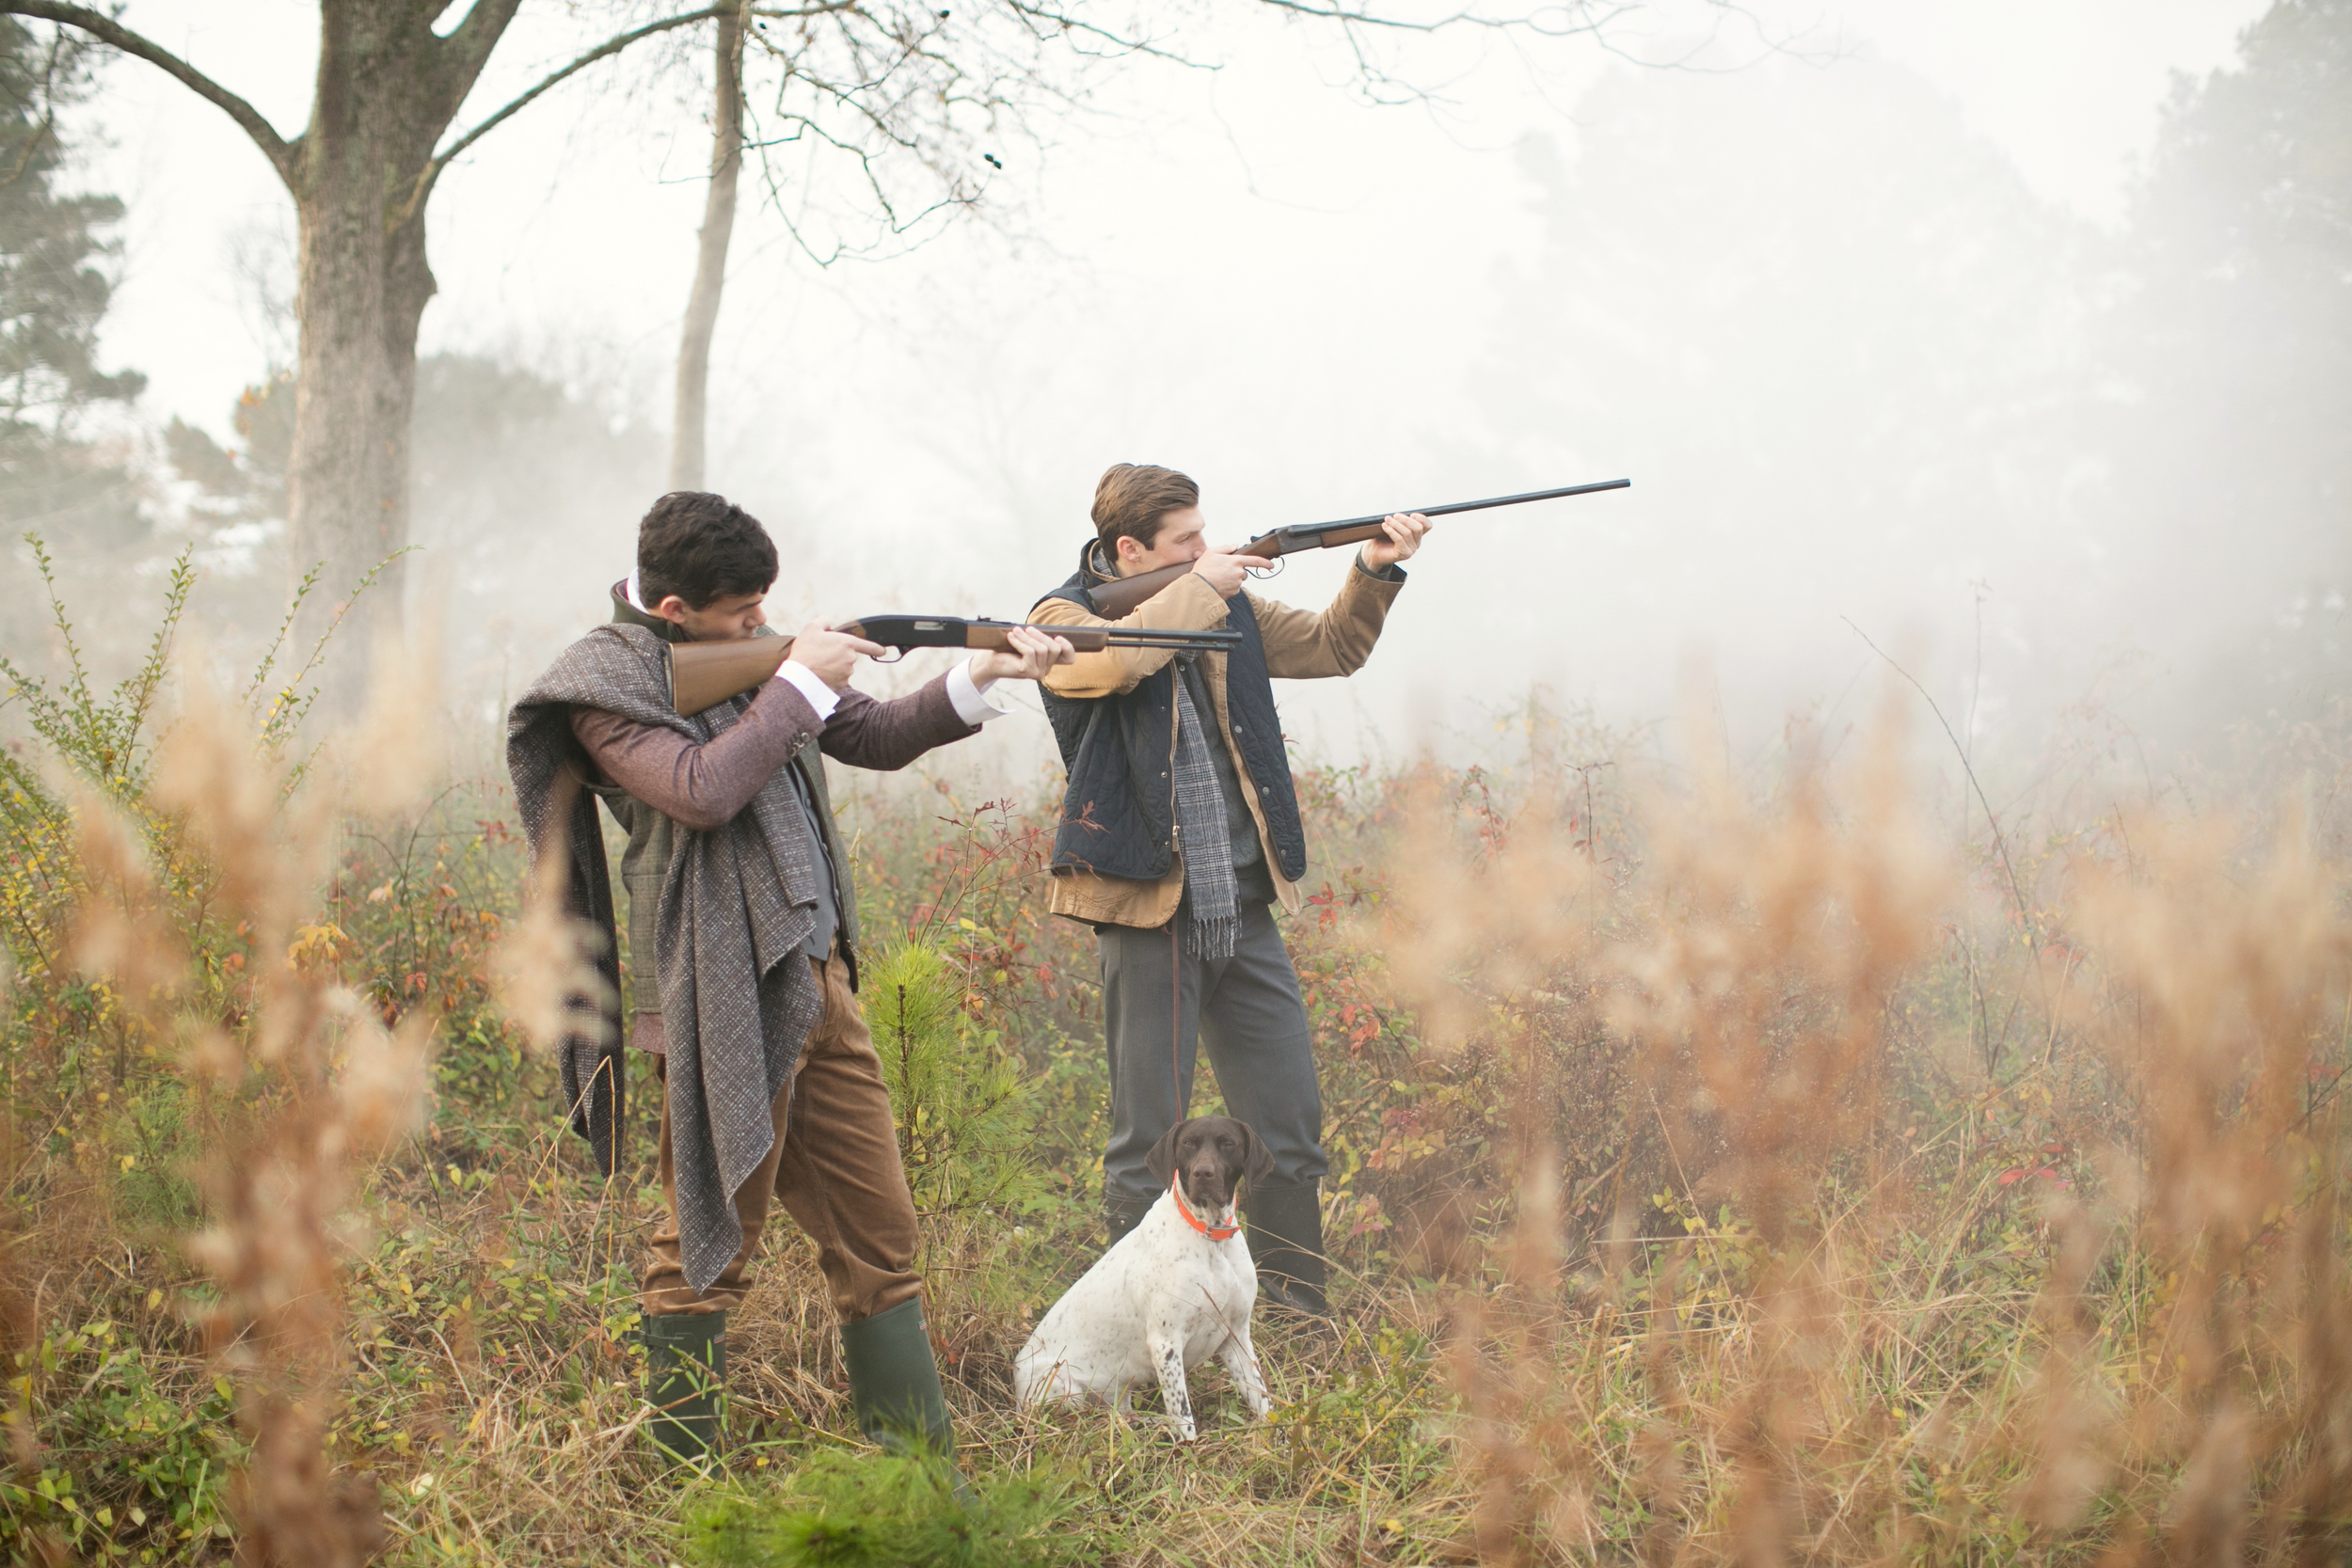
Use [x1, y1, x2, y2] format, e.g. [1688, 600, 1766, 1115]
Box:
[668, 5, 746, 493]
[281, 0, 521, 673]
[286, 149, 434, 660]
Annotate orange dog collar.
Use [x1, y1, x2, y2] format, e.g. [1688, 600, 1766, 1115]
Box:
[1170, 1172, 1242, 1241]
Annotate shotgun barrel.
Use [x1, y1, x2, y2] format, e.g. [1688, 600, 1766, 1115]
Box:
[1085, 477, 1630, 619]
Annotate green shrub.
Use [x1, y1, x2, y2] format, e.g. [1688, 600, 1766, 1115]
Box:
[0, 1318, 242, 1562]
[865, 941, 1043, 1217]
[684, 1448, 1095, 1568]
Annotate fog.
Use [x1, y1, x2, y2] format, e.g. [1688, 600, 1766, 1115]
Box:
[18, 0, 2343, 800]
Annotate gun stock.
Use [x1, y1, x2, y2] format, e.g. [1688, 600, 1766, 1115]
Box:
[1085, 536, 1279, 622]
[1084, 477, 1630, 620]
[670, 636, 797, 715]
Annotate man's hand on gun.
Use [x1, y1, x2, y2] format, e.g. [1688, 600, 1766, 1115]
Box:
[797, 621, 1073, 692]
[1189, 551, 1250, 598]
[970, 626, 1076, 688]
[1185, 511, 1429, 598]
[791, 622, 887, 690]
[1360, 512, 1430, 570]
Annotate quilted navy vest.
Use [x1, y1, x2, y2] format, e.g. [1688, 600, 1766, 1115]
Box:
[1035, 554, 1308, 889]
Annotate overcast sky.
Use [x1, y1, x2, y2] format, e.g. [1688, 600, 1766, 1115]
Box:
[58, 0, 2276, 779]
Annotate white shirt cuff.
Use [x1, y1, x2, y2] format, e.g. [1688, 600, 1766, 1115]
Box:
[774, 657, 841, 721]
[947, 657, 1015, 726]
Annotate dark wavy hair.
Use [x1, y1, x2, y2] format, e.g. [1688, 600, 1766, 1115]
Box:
[637, 491, 778, 610]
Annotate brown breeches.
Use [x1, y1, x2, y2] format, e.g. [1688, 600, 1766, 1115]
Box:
[640, 948, 923, 1322]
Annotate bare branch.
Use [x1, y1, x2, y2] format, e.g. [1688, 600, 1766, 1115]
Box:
[1254, 0, 1650, 104]
[415, 5, 730, 209]
[436, 0, 525, 103]
[1252, 0, 1606, 35]
[3, 0, 296, 185]
[405, 3, 866, 228]
[995, 1, 1206, 68]
[747, 109, 974, 266]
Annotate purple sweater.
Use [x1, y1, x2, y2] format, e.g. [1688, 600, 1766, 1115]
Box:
[568, 669, 977, 1051]
[568, 668, 973, 826]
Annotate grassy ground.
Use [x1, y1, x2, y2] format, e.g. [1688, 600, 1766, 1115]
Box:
[0, 592, 2346, 1564]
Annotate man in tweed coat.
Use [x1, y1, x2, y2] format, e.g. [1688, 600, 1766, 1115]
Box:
[507, 491, 1068, 1464]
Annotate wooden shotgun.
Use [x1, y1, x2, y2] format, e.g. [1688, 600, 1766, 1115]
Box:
[668, 614, 1243, 714]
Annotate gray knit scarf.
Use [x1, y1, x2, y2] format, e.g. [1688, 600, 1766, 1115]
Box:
[1170, 657, 1238, 959]
[507, 624, 827, 1292]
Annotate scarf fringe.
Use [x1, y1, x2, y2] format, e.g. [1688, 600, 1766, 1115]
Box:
[1186, 913, 1239, 960]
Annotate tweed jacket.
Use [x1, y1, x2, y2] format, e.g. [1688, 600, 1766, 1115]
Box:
[590, 587, 967, 1025]
[508, 624, 832, 1291]
[512, 601, 978, 1291]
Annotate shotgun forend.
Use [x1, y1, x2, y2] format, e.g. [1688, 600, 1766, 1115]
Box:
[1084, 477, 1631, 620]
[667, 615, 1243, 715]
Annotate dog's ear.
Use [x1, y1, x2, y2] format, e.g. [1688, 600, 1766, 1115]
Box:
[1145, 1119, 1189, 1185]
[1237, 1121, 1277, 1189]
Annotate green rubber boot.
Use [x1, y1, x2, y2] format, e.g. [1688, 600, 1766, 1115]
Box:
[642, 1310, 726, 1466]
[838, 1297, 954, 1457]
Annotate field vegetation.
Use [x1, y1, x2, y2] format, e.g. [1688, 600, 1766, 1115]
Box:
[0, 571, 2345, 1564]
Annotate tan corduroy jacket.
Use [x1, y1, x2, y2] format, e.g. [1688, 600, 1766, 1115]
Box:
[1028, 558, 1404, 928]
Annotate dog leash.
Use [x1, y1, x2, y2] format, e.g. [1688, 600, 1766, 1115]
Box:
[1169, 1171, 1241, 1241]
[1169, 907, 1183, 1123]
[1167, 821, 1236, 1243]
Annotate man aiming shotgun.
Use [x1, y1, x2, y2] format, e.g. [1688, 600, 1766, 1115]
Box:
[506, 491, 1098, 1466]
[1028, 465, 1625, 1319]
[1025, 464, 1423, 1319]
[1080, 477, 1628, 620]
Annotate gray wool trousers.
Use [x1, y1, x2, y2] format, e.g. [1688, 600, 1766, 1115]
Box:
[1097, 899, 1327, 1207]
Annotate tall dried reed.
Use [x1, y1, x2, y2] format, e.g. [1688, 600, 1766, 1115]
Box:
[1378, 711, 2352, 1563]
[64, 654, 437, 1566]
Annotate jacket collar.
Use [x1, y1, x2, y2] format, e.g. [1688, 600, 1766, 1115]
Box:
[1075, 538, 1120, 591]
[609, 579, 685, 643]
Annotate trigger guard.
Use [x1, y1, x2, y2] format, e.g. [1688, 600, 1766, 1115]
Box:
[872, 648, 906, 664]
[1244, 558, 1285, 580]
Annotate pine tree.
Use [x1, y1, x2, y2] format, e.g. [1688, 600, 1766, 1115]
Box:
[0, 17, 144, 544]
[2099, 0, 2352, 717]
[866, 941, 1042, 1219]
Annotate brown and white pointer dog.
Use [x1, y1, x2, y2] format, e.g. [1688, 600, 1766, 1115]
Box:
[1014, 1116, 1276, 1440]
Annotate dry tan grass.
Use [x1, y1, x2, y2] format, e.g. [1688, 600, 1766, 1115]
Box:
[2, 648, 2346, 1565]
[1375, 712, 2352, 1564]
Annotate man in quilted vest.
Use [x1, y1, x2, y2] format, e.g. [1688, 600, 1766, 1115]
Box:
[1027, 465, 1427, 1318]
